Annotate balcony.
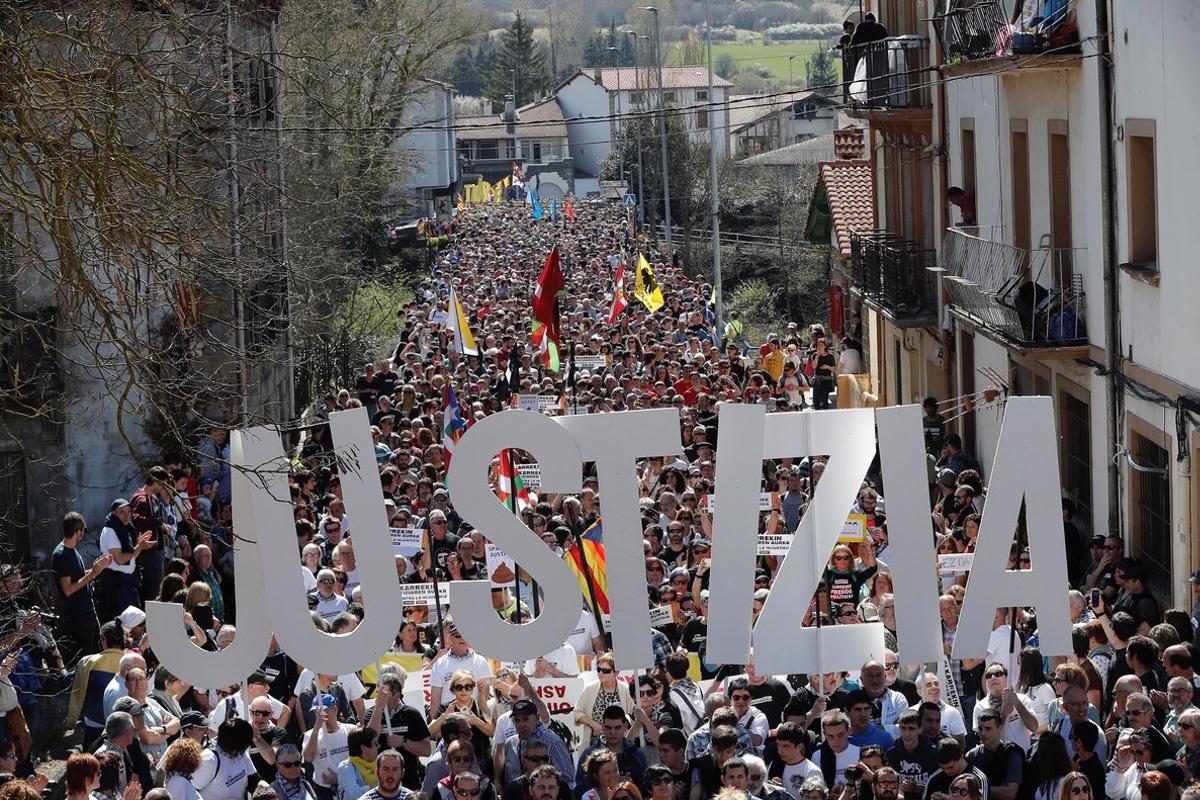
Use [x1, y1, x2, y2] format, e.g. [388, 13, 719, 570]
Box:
[933, 0, 1083, 77]
[937, 228, 1086, 354]
[849, 231, 938, 324]
[843, 36, 931, 112]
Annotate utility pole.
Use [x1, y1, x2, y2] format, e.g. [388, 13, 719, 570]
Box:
[641, 6, 672, 251]
[788, 54, 797, 88]
[704, 0, 723, 348]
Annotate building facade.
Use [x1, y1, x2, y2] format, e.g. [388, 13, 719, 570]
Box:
[830, 0, 1200, 606]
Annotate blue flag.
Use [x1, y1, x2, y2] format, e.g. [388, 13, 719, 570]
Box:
[551, 197, 558, 221]
[530, 188, 544, 220]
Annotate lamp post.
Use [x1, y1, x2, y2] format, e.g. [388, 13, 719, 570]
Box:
[624, 29, 648, 231]
[788, 54, 798, 88]
[640, 5, 672, 251]
[704, 0, 723, 347]
[607, 45, 623, 185]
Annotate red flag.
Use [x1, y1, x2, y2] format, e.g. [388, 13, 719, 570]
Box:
[565, 197, 575, 222]
[608, 261, 628, 325]
[531, 246, 564, 370]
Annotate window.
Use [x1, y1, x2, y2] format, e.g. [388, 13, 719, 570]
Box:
[663, 91, 676, 104]
[1048, 120, 1073, 286]
[961, 119, 977, 200]
[477, 140, 498, 160]
[1130, 426, 1171, 598]
[1010, 119, 1031, 253]
[696, 90, 708, 101]
[1126, 119, 1158, 266]
[697, 109, 709, 128]
[629, 91, 644, 105]
[1058, 382, 1092, 524]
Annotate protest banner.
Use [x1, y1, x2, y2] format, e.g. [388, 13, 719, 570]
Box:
[361, 655, 426, 698]
[647, 604, 678, 628]
[486, 542, 517, 587]
[757, 532, 795, 556]
[838, 513, 869, 543]
[516, 463, 542, 487]
[705, 493, 773, 513]
[390, 527, 423, 556]
[575, 354, 607, 371]
[400, 582, 451, 607]
[938, 553, 974, 573]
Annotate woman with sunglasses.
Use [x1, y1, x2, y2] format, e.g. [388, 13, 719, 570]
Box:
[1175, 707, 1200, 781]
[945, 773, 983, 800]
[1056, 772, 1092, 800]
[575, 655, 635, 745]
[429, 670, 494, 755]
[822, 542, 876, 610]
[433, 744, 495, 800]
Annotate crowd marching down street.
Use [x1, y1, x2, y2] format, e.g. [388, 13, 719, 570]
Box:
[3, 198, 1200, 800]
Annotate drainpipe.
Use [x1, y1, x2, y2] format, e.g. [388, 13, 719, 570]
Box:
[1177, 403, 1192, 608]
[1096, 0, 1123, 537]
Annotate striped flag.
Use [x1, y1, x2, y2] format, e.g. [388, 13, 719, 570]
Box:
[446, 285, 478, 355]
[608, 261, 628, 325]
[496, 451, 532, 512]
[565, 519, 608, 614]
[442, 384, 467, 469]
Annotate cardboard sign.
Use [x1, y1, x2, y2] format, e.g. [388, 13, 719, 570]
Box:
[706, 493, 773, 513]
[574, 355, 607, 372]
[938, 553, 974, 573]
[516, 463, 542, 487]
[516, 395, 561, 412]
[838, 513, 869, 543]
[758, 532, 795, 556]
[486, 542, 517, 587]
[390, 527, 423, 556]
[648, 604, 679, 628]
[400, 583, 451, 607]
[401, 670, 432, 712]
[361, 654, 426, 698]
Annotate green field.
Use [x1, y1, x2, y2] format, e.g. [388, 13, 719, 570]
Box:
[665, 39, 829, 85]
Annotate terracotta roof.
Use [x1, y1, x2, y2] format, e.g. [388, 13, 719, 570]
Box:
[820, 159, 874, 257]
[834, 127, 866, 160]
[737, 133, 837, 166]
[589, 66, 733, 90]
[456, 97, 568, 141]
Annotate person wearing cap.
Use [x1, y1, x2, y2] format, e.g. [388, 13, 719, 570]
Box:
[304, 697, 355, 800]
[109, 696, 155, 788]
[179, 710, 211, 744]
[500, 698, 574, 789]
[53, 511, 112, 660]
[98, 498, 155, 623]
[208, 671, 289, 731]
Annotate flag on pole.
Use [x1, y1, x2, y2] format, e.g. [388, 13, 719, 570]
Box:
[446, 285, 478, 355]
[455, 194, 464, 211]
[530, 246, 564, 371]
[529, 188, 544, 220]
[608, 260, 629, 324]
[634, 252, 665, 313]
[565, 519, 609, 614]
[512, 162, 525, 185]
[565, 197, 575, 222]
[442, 384, 467, 469]
[496, 451, 532, 512]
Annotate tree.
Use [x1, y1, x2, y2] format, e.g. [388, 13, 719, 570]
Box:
[715, 51, 738, 79]
[806, 48, 838, 96]
[485, 13, 551, 108]
[583, 19, 636, 68]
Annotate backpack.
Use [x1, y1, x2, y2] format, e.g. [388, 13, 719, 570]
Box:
[545, 717, 576, 753]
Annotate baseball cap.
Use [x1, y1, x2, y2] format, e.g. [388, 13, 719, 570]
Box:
[310, 694, 339, 712]
[110, 498, 131, 511]
[180, 710, 208, 729]
[118, 606, 147, 630]
[511, 699, 538, 717]
[247, 670, 271, 686]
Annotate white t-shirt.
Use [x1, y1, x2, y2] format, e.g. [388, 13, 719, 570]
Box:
[295, 670, 366, 703]
[985, 626, 1021, 685]
[523, 642, 580, 676]
[304, 723, 353, 787]
[779, 759, 823, 798]
[566, 609, 600, 656]
[100, 527, 137, 574]
[831, 744, 861, 787]
[207, 693, 287, 730]
[972, 694, 1033, 752]
[164, 772, 201, 800]
[302, 567, 318, 593]
[939, 702, 967, 736]
[316, 593, 350, 621]
[193, 747, 257, 800]
[429, 649, 493, 690]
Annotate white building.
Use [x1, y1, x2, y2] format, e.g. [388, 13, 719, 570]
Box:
[727, 91, 838, 158]
[555, 66, 733, 183]
[456, 96, 576, 199]
[390, 79, 458, 219]
[828, 0, 1200, 605]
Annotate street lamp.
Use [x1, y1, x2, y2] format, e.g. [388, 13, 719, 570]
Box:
[704, 0, 723, 347]
[607, 45, 624, 184]
[788, 54, 798, 88]
[640, 5, 672, 251]
[623, 29, 648, 231]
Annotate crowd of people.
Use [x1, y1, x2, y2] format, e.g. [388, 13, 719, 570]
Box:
[1, 199, 1199, 800]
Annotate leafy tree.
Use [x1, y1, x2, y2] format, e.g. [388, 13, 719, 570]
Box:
[806, 47, 838, 96]
[583, 20, 636, 68]
[485, 12, 551, 108]
[715, 51, 738, 78]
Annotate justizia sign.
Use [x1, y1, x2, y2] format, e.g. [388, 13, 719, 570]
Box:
[147, 398, 1071, 690]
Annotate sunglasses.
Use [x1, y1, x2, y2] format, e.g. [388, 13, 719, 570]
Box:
[451, 683, 476, 691]
[251, 709, 272, 717]
[985, 671, 1007, 678]
[455, 790, 482, 797]
[319, 578, 335, 585]
[524, 754, 549, 763]
[837, 610, 857, 618]
[279, 761, 301, 768]
[885, 662, 899, 669]
[597, 667, 615, 674]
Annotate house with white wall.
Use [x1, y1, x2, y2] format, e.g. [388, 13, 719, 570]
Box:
[727, 91, 838, 158]
[555, 66, 732, 187]
[391, 79, 459, 219]
[456, 96, 576, 199]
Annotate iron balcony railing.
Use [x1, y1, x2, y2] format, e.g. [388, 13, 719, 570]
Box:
[850, 231, 937, 318]
[843, 36, 931, 109]
[938, 228, 1086, 348]
[933, 0, 1010, 62]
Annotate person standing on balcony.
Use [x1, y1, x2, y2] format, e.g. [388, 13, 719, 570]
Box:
[947, 187, 977, 226]
[850, 13, 888, 47]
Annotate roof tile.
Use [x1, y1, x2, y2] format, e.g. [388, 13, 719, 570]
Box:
[820, 159, 874, 257]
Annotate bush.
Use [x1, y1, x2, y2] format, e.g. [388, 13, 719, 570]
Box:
[765, 21, 844, 40]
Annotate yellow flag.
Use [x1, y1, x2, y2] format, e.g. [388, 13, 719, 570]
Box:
[447, 285, 478, 355]
[634, 253, 665, 313]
